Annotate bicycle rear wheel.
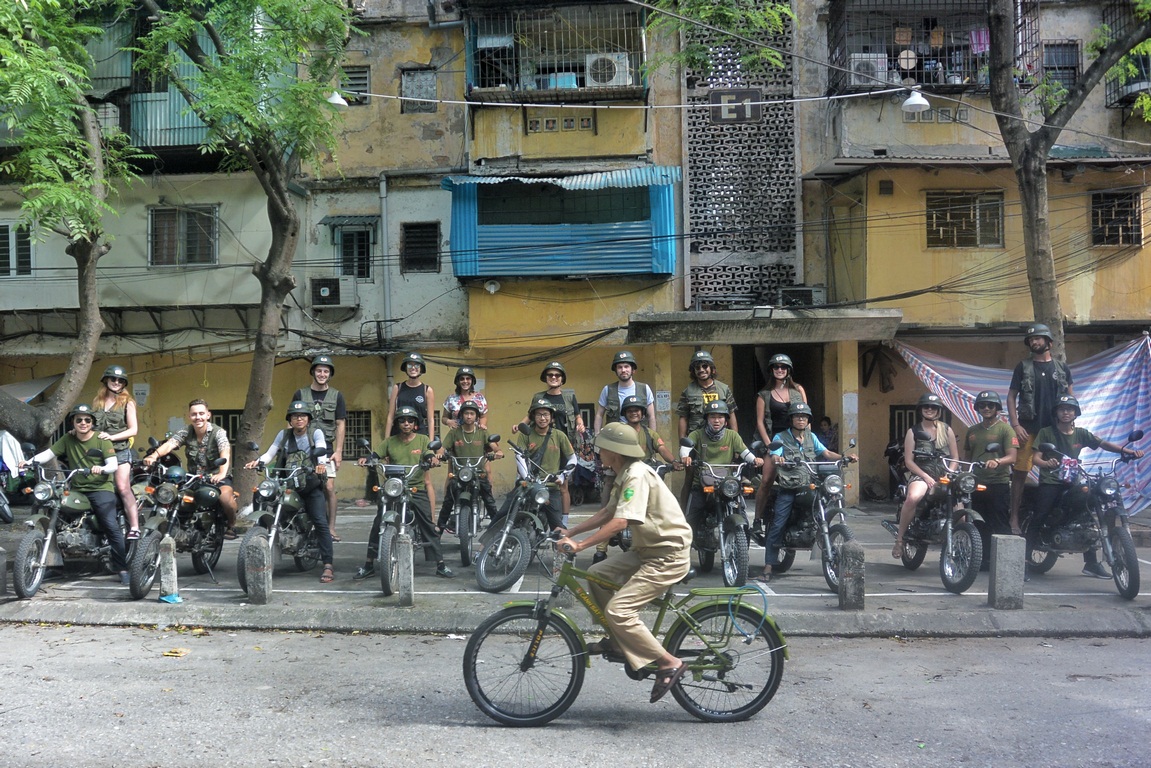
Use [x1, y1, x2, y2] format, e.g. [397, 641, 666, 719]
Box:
[664, 603, 786, 722]
[463, 605, 585, 727]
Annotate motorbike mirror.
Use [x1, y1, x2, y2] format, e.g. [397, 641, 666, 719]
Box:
[1037, 442, 1057, 454]
[984, 442, 1001, 453]
[488, 434, 501, 443]
[358, 437, 371, 448]
[245, 440, 260, 451]
[311, 446, 333, 458]
[86, 447, 106, 458]
[149, 436, 160, 448]
[679, 437, 695, 448]
[767, 441, 784, 452]
[213, 457, 228, 467]
[427, 439, 443, 452]
[847, 438, 857, 449]
[749, 440, 767, 457]
[21, 441, 37, 457]
[517, 422, 532, 435]
[1129, 430, 1145, 443]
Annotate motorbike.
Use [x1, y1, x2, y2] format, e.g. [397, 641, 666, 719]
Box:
[127, 456, 229, 600]
[882, 451, 994, 595]
[1021, 430, 1143, 600]
[359, 438, 442, 596]
[681, 438, 756, 587]
[768, 443, 857, 592]
[442, 435, 501, 568]
[475, 435, 557, 593]
[237, 442, 330, 594]
[12, 449, 132, 598]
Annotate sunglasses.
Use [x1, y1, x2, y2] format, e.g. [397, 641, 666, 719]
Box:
[73, 417, 94, 424]
[977, 403, 999, 409]
[107, 378, 127, 385]
[546, 372, 563, 378]
[771, 365, 790, 371]
[397, 417, 418, 424]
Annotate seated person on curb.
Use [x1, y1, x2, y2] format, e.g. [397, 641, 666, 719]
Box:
[1031, 395, 1143, 579]
[436, 401, 503, 532]
[555, 423, 693, 704]
[23, 404, 127, 585]
[504, 398, 576, 530]
[354, 406, 454, 579]
[244, 401, 334, 584]
[759, 403, 854, 583]
[681, 400, 763, 541]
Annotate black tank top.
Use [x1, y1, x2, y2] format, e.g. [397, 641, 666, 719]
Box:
[395, 382, 429, 436]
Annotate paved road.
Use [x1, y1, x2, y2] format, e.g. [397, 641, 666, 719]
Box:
[3, 501, 1150, 637]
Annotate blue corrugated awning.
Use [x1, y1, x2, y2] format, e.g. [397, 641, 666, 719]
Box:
[441, 166, 681, 191]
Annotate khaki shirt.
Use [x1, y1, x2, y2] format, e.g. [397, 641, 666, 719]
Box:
[605, 460, 693, 554]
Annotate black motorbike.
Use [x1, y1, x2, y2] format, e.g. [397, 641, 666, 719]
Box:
[1022, 430, 1143, 600]
[682, 438, 756, 587]
[443, 436, 500, 567]
[127, 457, 229, 600]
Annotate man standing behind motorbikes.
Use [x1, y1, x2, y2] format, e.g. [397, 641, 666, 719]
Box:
[1007, 323, 1073, 536]
[759, 403, 853, 583]
[23, 404, 127, 584]
[294, 355, 346, 543]
[681, 401, 763, 546]
[595, 351, 656, 432]
[245, 401, 334, 583]
[511, 398, 577, 529]
[965, 391, 1018, 537]
[144, 399, 239, 538]
[437, 401, 503, 531]
[676, 350, 737, 507]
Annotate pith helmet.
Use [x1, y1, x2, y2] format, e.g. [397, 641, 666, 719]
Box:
[595, 422, 645, 459]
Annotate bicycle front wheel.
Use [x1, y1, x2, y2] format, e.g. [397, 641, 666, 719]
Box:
[463, 605, 585, 727]
[664, 603, 786, 722]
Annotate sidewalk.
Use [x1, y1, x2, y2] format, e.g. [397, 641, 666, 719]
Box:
[2, 500, 1150, 638]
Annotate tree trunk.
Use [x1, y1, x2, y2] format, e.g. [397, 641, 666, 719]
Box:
[1012, 151, 1065, 357]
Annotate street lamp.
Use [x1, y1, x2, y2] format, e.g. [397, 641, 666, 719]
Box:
[900, 88, 930, 114]
[327, 91, 349, 107]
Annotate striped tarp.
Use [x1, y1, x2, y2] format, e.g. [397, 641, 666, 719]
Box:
[894, 336, 1151, 515]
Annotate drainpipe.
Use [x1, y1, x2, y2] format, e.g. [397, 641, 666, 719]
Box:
[380, 174, 395, 392]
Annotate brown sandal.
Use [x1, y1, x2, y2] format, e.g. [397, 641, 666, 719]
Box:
[650, 663, 688, 703]
[320, 566, 335, 583]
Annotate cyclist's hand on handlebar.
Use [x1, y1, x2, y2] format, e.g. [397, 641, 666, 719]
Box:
[243, 460, 259, 470]
[554, 535, 578, 554]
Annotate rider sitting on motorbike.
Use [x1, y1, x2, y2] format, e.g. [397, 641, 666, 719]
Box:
[759, 402, 854, 583]
[893, 393, 958, 559]
[22, 404, 128, 584]
[555, 422, 693, 704]
[1031, 395, 1143, 579]
[505, 398, 577, 530]
[436, 401, 503, 532]
[244, 401, 334, 583]
[354, 406, 453, 579]
[682, 400, 764, 543]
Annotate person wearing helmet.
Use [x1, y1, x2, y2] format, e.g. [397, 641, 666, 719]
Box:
[1032, 397, 1143, 579]
[355, 405, 453, 579]
[675, 350, 737, 507]
[384, 351, 438, 514]
[760, 402, 855, 582]
[436, 400, 503, 532]
[144, 399, 239, 537]
[509, 398, 578, 529]
[294, 355, 346, 540]
[522, 361, 586, 523]
[893, 393, 959, 559]
[680, 400, 764, 540]
[752, 353, 809, 534]
[245, 401, 334, 583]
[963, 391, 1019, 537]
[594, 351, 655, 433]
[23, 404, 126, 584]
[442, 366, 488, 431]
[555, 422, 693, 703]
[92, 364, 142, 540]
[1007, 323, 1074, 535]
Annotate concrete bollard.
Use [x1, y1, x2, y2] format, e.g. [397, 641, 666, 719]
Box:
[988, 534, 1025, 610]
[0, 546, 7, 596]
[837, 539, 866, 610]
[396, 532, 414, 607]
[159, 534, 179, 600]
[245, 534, 273, 605]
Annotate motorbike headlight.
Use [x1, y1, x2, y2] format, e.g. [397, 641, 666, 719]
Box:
[530, 484, 551, 506]
[822, 474, 844, 496]
[957, 473, 977, 494]
[720, 476, 741, 498]
[155, 483, 177, 505]
[32, 482, 54, 502]
[256, 479, 279, 500]
[383, 477, 405, 498]
[1099, 478, 1120, 497]
[457, 467, 475, 484]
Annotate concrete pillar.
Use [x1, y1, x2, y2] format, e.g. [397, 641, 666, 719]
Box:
[0, 546, 7, 596]
[837, 539, 865, 610]
[396, 532, 414, 607]
[832, 340, 860, 507]
[245, 534, 273, 605]
[159, 534, 178, 599]
[988, 534, 1025, 610]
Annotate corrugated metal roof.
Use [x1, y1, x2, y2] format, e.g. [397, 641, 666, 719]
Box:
[317, 215, 381, 227]
[441, 166, 681, 191]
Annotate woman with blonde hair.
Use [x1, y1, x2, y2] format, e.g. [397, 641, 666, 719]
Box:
[92, 364, 141, 539]
[892, 393, 958, 558]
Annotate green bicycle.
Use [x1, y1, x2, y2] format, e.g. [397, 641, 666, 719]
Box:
[462, 537, 788, 726]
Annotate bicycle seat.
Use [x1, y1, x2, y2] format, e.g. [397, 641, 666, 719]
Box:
[678, 568, 697, 584]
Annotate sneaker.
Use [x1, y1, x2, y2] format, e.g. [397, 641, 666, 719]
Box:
[591, 551, 607, 565]
[126, 529, 141, 541]
[435, 563, 455, 579]
[353, 564, 375, 580]
[119, 571, 130, 585]
[1082, 562, 1111, 579]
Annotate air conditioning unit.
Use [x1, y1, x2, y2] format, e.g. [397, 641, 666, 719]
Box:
[849, 53, 888, 87]
[585, 53, 632, 87]
[309, 276, 358, 309]
[776, 285, 827, 307]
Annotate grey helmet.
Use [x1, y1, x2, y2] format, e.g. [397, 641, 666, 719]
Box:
[689, 350, 715, 373]
[1023, 323, 1055, 344]
[69, 403, 96, 420]
[611, 351, 638, 371]
[309, 355, 335, 376]
[101, 364, 128, 382]
[788, 402, 814, 419]
[394, 405, 422, 426]
[528, 397, 557, 417]
[400, 352, 427, 375]
[1054, 395, 1082, 418]
[703, 400, 730, 417]
[454, 366, 477, 385]
[286, 400, 312, 421]
[974, 390, 1002, 410]
[620, 395, 646, 416]
[540, 361, 567, 384]
[917, 393, 947, 414]
[768, 353, 793, 370]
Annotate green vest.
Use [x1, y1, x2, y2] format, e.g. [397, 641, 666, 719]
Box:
[295, 387, 340, 441]
[184, 424, 225, 474]
[775, 429, 817, 491]
[1015, 359, 1071, 423]
[604, 381, 649, 426]
[93, 403, 130, 451]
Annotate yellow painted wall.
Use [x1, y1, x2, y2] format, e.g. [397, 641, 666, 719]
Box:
[470, 104, 648, 162]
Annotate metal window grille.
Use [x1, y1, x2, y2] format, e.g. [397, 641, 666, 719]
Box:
[1104, 0, 1151, 107]
[1091, 191, 1143, 246]
[148, 205, 218, 266]
[400, 222, 441, 273]
[338, 228, 372, 279]
[344, 410, 372, 459]
[210, 410, 242, 445]
[400, 69, 437, 113]
[1042, 40, 1080, 94]
[0, 223, 32, 277]
[341, 66, 370, 105]
[925, 192, 1004, 248]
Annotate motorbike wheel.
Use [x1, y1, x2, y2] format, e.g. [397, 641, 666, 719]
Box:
[13, 528, 47, 599]
[191, 533, 224, 575]
[940, 521, 983, 594]
[900, 538, 928, 570]
[697, 548, 715, 574]
[128, 531, 161, 600]
[772, 548, 796, 575]
[463, 605, 585, 727]
[569, 485, 585, 507]
[0, 488, 13, 524]
[1110, 526, 1140, 600]
[236, 524, 269, 594]
[821, 523, 855, 593]
[294, 526, 321, 572]
[1025, 543, 1059, 574]
[664, 603, 786, 723]
[475, 527, 532, 593]
[721, 527, 749, 587]
[456, 502, 473, 568]
[378, 525, 398, 597]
